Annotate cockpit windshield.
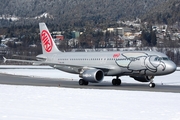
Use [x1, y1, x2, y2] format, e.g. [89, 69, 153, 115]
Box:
[154, 57, 169, 61]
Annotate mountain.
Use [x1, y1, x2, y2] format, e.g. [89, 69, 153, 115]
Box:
[144, 0, 180, 24]
[0, 0, 179, 27]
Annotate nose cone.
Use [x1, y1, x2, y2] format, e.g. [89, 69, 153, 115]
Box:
[166, 61, 176, 74]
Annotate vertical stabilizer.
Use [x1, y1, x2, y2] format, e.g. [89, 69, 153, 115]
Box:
[39, 23, 60, 54]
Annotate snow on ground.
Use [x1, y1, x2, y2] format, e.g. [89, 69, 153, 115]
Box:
[0, 85, 180, 120]
[0, 65, 180, 120]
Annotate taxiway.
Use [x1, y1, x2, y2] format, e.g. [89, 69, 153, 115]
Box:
[0, 73, 180, 93]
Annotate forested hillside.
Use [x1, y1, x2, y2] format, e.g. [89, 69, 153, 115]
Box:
[0, 0, 179, 27]
[144, 0, 180, 24]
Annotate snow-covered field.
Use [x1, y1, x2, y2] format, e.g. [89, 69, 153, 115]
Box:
[0, 65, 180, 120]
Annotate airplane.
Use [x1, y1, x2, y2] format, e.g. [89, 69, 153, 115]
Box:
[3, 23, 177, 88]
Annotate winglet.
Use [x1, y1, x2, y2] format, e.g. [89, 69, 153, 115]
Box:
[3, 57, 7, 63]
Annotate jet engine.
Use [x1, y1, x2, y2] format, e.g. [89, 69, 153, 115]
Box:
[80, 69, 104, 83]
[130, 76, 154, 82]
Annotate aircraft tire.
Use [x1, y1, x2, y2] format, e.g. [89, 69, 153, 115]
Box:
[79, 79, 84, 85]
[112, 79, 121, 86]
[84, 81, 89, 85]
[79, 79, 89, 85]
[149, 83, 155, 88]
[112, 79, 116, 85]
[116, 79, 121, 86]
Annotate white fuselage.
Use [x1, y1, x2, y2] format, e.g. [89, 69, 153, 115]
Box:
[40, 51, 176, 77]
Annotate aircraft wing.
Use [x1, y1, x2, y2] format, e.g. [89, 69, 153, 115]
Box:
[12, 54, 37, 60]
[3, 57, 45, 65]
[3, 56, 112, 74]
[49, 62, 111, 74]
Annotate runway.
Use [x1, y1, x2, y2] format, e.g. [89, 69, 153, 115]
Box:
[0, 73, 180, 93]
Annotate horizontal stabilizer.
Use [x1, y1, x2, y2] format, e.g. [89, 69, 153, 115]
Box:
[3, 57, 7, 63]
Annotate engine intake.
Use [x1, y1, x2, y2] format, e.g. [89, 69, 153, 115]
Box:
[80, 69, 104, 83]
[130, 76, 154, 82]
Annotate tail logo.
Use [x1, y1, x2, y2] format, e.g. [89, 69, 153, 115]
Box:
[41, 30, 53, 52]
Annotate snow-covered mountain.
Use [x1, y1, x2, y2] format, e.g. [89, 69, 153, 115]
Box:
[0, 0, 179, 26]
[0, 12, 53, 21]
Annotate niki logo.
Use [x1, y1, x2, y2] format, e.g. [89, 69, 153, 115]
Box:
[41, 30, 53, 52]
[113, 53, 120, 58]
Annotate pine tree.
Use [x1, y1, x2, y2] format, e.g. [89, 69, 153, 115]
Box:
[151, 31, 157, 46]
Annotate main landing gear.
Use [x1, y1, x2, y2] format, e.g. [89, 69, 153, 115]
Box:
[78, 77, 156, 88]
[79, 79, 89, 85]
[112, 76, 121, 86]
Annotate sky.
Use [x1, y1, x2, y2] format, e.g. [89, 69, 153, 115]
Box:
[0, 65, 180, 120]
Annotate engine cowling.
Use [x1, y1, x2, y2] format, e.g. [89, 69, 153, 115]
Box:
[130, 76, 154, 82]
[80, 69, 104, 83]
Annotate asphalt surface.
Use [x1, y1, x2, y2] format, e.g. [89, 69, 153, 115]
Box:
[0, 73, 180, 93]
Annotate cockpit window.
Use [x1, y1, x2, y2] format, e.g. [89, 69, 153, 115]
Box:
[162, 57, 169, 61]
[154, 57, 169, 61]
[155, 57, 160, 61]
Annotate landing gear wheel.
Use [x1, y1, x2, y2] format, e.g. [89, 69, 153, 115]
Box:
[112, 79, 116, 85]
[84, 81, 89, 85]
[79, 79, 89, 85]
[112, 79, 121, 86]
[116, 79, 121, 85]
[79, 79, 84, 85]
[149, 83, 155, 88]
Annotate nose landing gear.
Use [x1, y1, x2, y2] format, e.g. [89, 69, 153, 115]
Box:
[149, 82, 155, 88]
